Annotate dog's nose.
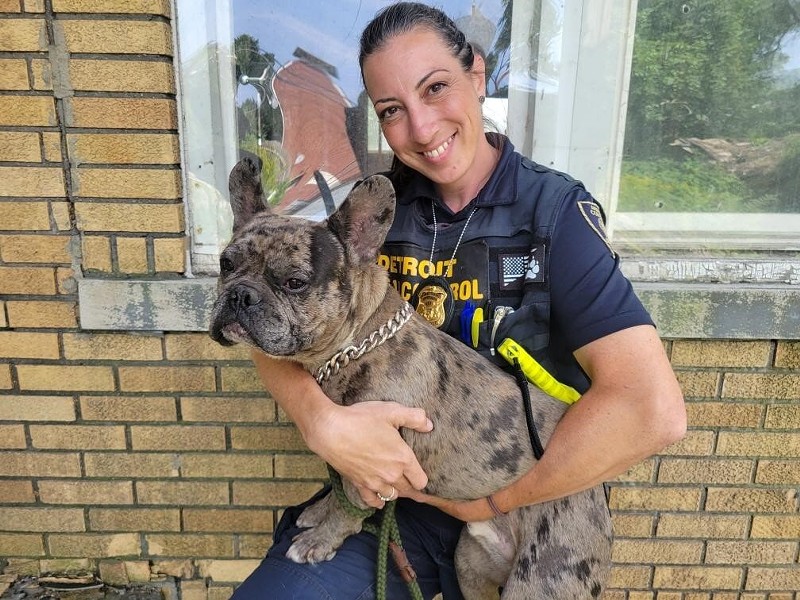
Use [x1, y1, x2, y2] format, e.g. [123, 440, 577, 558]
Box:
[228, 285, 261, 309]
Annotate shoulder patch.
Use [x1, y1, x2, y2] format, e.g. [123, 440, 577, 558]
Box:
[577, 200, 615, 256]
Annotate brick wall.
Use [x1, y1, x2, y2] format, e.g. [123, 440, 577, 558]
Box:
[0, 2, 798, 599]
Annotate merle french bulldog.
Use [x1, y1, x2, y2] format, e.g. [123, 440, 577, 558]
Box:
[210, 158, 612, 599]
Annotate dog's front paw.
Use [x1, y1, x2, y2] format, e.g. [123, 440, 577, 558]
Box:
[286, 529, 339, 564]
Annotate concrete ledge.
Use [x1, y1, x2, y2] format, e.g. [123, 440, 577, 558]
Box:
[79, 278, 218, 332]
[635, 282, 800, 340]
[78, 278, 800, 340]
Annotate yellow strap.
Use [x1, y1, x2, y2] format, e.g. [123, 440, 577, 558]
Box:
[496, 338, 581, 405]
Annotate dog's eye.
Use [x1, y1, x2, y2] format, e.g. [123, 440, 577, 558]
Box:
[220, 256, 234, 274]
[284, 277, 308, 292]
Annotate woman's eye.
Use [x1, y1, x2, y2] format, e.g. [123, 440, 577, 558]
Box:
[378, 106, 400, 122]
[428, 82, 446, 95]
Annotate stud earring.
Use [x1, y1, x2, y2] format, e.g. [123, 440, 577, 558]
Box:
[478, 95, 485, 104]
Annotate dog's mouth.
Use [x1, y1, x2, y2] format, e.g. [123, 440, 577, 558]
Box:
[221, 321, 256, 346]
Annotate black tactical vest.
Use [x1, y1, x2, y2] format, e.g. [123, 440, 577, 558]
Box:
[381, 150, 593, 394]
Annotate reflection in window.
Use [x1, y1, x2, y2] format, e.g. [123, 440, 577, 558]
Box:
[231, 0, 508, 217]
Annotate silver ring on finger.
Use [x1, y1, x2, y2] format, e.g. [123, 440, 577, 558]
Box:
[377, 486, 397, 502]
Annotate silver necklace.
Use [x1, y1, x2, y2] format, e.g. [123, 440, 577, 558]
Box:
[429, 200, 479, 266]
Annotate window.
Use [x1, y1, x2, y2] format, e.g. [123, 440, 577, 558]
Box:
[174, 0, 800, 277]
[615, 0, 800, 254]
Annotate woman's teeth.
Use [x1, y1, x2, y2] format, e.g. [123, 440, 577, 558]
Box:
[423, 136, 452, 159]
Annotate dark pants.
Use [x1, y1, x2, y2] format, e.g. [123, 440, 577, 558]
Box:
[231, 489, 465, 600]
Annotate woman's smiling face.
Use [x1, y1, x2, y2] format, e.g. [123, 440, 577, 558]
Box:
[362, 27, 487, 197]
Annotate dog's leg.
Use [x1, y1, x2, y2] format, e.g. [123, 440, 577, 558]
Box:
[499, 554, 607, 600]
[454, 522, 516, 600]
[286, 479, 369, 564]
[295, 489, 336, 529]
[500, 492, 611, 599]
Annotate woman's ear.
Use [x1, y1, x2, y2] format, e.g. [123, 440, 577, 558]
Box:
[471, 51, 487, 97]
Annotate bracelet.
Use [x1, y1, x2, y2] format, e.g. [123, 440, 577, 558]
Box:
[486, 494, 507, 517]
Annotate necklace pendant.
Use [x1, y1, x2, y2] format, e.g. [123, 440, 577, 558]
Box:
[418, 201, 477, 331]
[411, 276, 454, 330]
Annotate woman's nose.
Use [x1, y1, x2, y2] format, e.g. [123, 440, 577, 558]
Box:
[407, 105, 436, 144]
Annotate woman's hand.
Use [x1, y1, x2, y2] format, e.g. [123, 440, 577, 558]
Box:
[249, 351, 433, 509]
[305, 400, 434, 508]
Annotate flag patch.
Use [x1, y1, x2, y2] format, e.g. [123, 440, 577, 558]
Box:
[498, 244, 545, 290]
[501, 253, 527, 288]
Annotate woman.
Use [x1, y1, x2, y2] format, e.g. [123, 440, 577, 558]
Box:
[232, 2, 686, 598]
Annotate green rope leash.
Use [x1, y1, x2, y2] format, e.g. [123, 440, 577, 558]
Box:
[327, 465, 424, 600]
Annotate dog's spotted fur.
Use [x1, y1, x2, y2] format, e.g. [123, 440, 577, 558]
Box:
[210, 157, 612, 599]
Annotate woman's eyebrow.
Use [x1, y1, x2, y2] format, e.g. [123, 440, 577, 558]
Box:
[373, 68, 450, 106]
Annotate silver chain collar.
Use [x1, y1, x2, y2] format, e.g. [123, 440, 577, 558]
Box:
[315, 303, 414, 384]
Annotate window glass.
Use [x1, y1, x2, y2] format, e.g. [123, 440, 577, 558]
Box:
[231, 0, 508, 218]
[174, 0, 800, 275]
[176, 0, 514, 274]
[614, 0, 800, 252]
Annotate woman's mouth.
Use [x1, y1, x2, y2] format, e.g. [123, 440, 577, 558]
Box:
[422, 134, 454, 159]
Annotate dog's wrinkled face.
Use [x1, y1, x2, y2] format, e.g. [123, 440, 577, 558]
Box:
[209, 157, 396, 365]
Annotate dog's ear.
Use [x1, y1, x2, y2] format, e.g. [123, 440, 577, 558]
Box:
[228, 156, 270, 232]
[327, 175, 396, 265]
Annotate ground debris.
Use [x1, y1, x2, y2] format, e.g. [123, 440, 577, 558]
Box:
[0, 576, 166, 600]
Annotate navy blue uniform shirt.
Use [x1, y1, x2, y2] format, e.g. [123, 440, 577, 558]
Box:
[383, 134, 653, 389]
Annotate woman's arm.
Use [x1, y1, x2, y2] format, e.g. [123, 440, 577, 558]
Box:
[250, 350, 433, 507]
[406, 324, 686, 520]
